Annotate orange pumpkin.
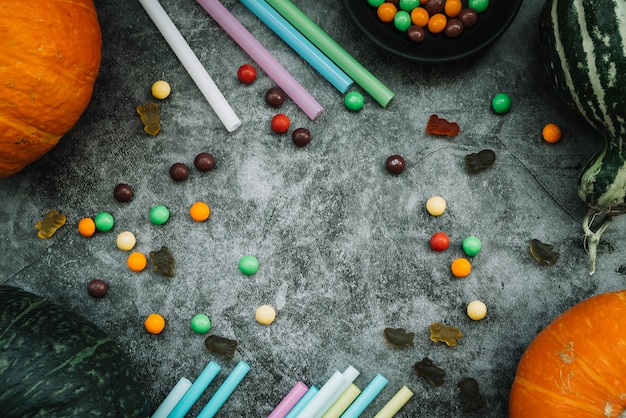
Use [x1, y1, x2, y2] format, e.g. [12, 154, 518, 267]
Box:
[0, 0, 102, 178]
[509, 290, 626, 417]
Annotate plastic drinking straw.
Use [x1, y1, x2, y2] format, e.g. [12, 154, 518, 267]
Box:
[167, 361, 221, 418]
[340, 373, 389, 418]
[136, 0, 241, 132]
[195, 0, 324, 120]
[297, 370, 347, 418]
[321, 383, 361, 418]
[150, 377, 192, 418]
[268, 381, 309, 418]
[285, 385, 319, 418]
[373, 385, 414, 418]
[197, 360, 251, 418]
[264, 0, 394, 107]
[239, 0, 353, 93]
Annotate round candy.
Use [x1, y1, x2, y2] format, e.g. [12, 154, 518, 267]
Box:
[451, 257, 472, 278]
[411, 7, 429, 27]
[394, 10, 412, 31]
[377, 2, 397, 23]
[344, 91, 365, 111]
[444, 0, 462, 17]
[194, 152, 215, 171]
[116, 231, 137, 251]
[113, 183, 134, 202]
[255, 305, 276, 325]
[425, 196, 446, 216]
[292, 127, 312, 147]
[467, 300, 487, 320]
[189, 201, 210, 222]
[271, 113, 291, 133]
[265, 86, 286, 107]
[151, 80, 171, 99]
[144, 313, 166, 334]
[492, 93, 512, 114]
[424, 0, 444, 14]
[428, 13, 447, 34]
[458, 8, 478, 28]
[385, 155, 406, 174]
[127, 251, 148, 272]
[444, 18, 463, 38]
[429, 231, 450, 252]
[542, 123, 562, 143]
[367, 0, 385, 6]
[94, 211, 114, 232]
[87, 279, 108, 298]
[77, 217, 96, 237]
[170, 162, 189, 181]
[191, 313, 211, 334]
[468, 0, 489, 13]
[407, 25, 426, 42]
[399, 0, 420, 11]
[462, 235, 482, 257]
[239, 255, 259, 276]
[150, 205, 170, 225]
[237, 64, 256, 84]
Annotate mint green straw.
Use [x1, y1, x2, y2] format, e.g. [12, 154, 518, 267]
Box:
[264, 0, 394, 107]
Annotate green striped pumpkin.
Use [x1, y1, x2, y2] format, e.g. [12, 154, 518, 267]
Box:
[539, 0, 626, 274]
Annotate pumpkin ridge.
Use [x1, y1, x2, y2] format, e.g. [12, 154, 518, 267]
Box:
[511, 376, 602, 415]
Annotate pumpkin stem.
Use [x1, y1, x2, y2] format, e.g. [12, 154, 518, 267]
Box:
[582, 209, 613, 275]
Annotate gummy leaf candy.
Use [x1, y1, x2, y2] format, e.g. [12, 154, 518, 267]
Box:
[459, 377, 485, 412]
[429, 322, 463, 347]
[465, 149, 496, 174]
[426, 114, 460, 137]
[529, 239, 560, 266]
[150, 246, 175, 277]
[414, 357, 446, 386]
[205, 335, 238, 360]
[383, 327, 415, 348]
[136, 102, 161, 135]
[35, 210, 67, 239]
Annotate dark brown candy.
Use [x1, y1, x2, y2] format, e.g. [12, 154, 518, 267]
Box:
[194, 152, 216, 171]
[169, 162, 189, 181]
[444, 18, 464, 38]
[383, 327, 414, 348]
[205, 335, 238, 360]
[426, 114, 460, 137]
[458, 8, 478, 28]
[292, 127, 311, 147]
[465, 149, 496, 174]
[113, 183, 134, 202]
[87, 279, 108, 298]
[424, 0, 444, 15]
[265, 86, 286, 107]
[529, 239, 560, 266]
[385, 155, 406, 174]
[459, 377, 486, 412]
[150, 246, 175, 277]
[415, 357, 446, 386]
[407, 25, 426, 43]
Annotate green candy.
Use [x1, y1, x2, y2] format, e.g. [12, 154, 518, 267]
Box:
[367, 0, 384, 6]
[150, 205, 170, 225]
[394, 11, 412, 31]
[239, 255, 259, 276]
[344, 91, 364, 111]
[462, 235, 482, 257]
[399, 0, 420, 11]
[468, 0, 489, 13]
[94, 211, 114, 232]
[491, 93, 512, 114]
[190, 314, 211, 334]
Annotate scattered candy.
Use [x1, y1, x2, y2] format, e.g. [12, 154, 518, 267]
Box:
[451, 257, 472, 278]
[94, 211, 114, 232]
[150, 246, 175, 277]
[77, 217, 96, 237]
[189, 201, 211, 222]
[292, 127, 312, 147]
[265, 86, 286, 107]
[542, 123, 562, 143]
[429, 231, 450, 252]
[383, 327, 415, 348]
[271, 113, 291, 133]
[462, 235, 481, 257]
[459, 377, 486, 412]
[237, 63, 257, 84]
[466, 300, 487, 320]
[170, 162, 189, 181]
[255, 304, 276, 325]
[425, 195, 446, 216]
[35, 210, 66, 239]
[426, 114, 460, 136]
[116, 231, 137, 251]
[465, 149, 495, 174]
[414, 357, 446, 386]
[491, 93, 512, 114]
[136, 102, 161, 135]
[429, 322, 463, 347]
[151, 80, 171, 99]
[87, 279, 108, 298]
[239, 255, 259, 276]
[205, 335, 238, 360]
[194, 152, 215, 171]
[150, 205, 170, 225]
[191, 313, 212, 334]
[144, 313, 166, 335]
[529, 238, 560, 266]
[344, 91, 365, 111]
[113, 183, 134, 202]
[385, 154, 406, 174]
[127, 251, 148, 272]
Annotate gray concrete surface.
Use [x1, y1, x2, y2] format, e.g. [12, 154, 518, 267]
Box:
[2, 0, 625, 416]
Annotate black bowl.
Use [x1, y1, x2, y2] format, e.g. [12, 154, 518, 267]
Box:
[342, 0, 523, 63]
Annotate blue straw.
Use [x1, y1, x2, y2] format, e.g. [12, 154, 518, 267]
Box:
[197, 360, 251, 418]
[340, 374, 388, 418]
[167, 361, 221, 418]
[285, 385, 319, 418]
[239, 0, 353, 93]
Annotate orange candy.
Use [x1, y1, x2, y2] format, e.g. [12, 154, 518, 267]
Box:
[127, 251, 147, 272]
[542, 123, 562, 143]
[77, 217, 96, 237]
[144, 313, 166, 334]
[411, 7, 429, 27]
[189, 201, 210, 222]
[428, 13, 447, 34]
[451, 257, 472, 278]
[444, 0, 462, 17]
[377, 2, 397, 23]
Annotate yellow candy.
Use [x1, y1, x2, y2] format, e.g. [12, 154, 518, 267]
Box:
[116, 231, 136, 251]
[151, 80, 171, 99]
[426, 195, 446, 216]
[467, 300, 487, 321]
[255, 305, 276, 325]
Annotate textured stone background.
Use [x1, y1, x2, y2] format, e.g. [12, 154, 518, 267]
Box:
[1, 0, 625, 416]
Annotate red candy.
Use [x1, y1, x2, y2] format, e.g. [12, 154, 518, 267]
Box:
[426, 114, 460, 137]
[271, 113, 291, 133]
[237, 64, 257, 84]
[430, 231, 450, 251]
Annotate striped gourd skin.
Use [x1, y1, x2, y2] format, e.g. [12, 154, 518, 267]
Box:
[540, 0, 626, 215]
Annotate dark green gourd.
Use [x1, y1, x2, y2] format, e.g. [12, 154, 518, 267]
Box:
[539, 0, 626, 274]
[0, 286, 150, 417]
